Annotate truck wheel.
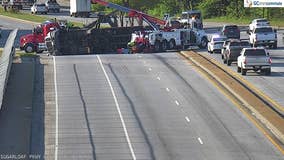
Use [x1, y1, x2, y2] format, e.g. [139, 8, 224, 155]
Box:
[265, 68, 271, 75]
[227, 59, 231, 66]
[24, 43, 35, 53]
[273, 42, 277, 49]
[168, 40, 176, 50]
[241, 67, 247, 75]
[154, 41, 161, 52]
[162, 40, 167, 51]
[237, 66, 241, 73]
[223, 57, 227, 64]
[198, 37, 208, 49]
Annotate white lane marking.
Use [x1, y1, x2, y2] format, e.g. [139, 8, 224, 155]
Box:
[97, 55, 136, 160]
[175, 100, 180, 106]
[53, 56, 59, 160]
[198, 137, 204, 145]
[157, 77, 161, 80]
[166, 88, 170, 92]
[138, 55, 142, 58]
[185, 116, 190, 122]
[149, 68, 152, 71]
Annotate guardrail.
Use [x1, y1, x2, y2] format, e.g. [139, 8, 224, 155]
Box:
[0, 29, 18, 110]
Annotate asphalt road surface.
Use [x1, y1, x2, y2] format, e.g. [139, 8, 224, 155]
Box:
[47, 53, 283, 159]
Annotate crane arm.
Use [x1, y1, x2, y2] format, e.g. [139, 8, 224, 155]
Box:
[91, 0, 166, 28]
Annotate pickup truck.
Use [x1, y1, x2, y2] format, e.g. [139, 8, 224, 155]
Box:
[249, 18, 270, 31]
[237, 48, 271, 75]
[223, 39, 243, 66]
[248, 26, 277, 49]
[45, 0, 60, 12]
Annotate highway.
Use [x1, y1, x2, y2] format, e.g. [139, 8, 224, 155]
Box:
[45, 53, 283, 159]
[0, 15, 283, 159]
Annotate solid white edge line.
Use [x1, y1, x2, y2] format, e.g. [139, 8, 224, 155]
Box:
[198, 137, 204, 145]
[97, 55, 136, 160]
[53, 56, 59, 160]
[166, 88, 170, 92]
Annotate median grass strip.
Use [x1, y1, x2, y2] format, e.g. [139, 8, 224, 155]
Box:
[0, 7, 83, 27]
[205, 16, 284, 28]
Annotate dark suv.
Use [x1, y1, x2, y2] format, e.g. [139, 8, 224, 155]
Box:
[221, 25, 240, 39]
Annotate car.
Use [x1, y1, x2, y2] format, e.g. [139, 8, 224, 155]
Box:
[221, 25, 240, 39]
[31, 3, 48, 14]
[45, 0, 60, 13]
[207, 35, 227, 54]
[249, 18, 270, 31]
[248, 26, 277, 48]
[237, 48, 271, 75]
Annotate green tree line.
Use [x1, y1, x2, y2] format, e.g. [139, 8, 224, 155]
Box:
[92, 0, 284, 20]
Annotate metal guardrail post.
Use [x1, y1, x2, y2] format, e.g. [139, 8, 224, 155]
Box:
[0, 29, 18, 110]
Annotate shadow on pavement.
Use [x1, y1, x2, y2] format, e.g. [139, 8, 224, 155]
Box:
[0, 57, 39, 159]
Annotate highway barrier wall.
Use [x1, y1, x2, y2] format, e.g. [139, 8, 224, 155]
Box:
[0, 29, 17, 110]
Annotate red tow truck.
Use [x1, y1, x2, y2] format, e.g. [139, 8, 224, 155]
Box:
[20, 20, 60, 53]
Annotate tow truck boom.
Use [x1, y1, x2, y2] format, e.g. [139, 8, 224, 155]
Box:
[91, 0, 166, 30]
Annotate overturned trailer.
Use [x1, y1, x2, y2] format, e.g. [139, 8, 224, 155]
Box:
[45, 9, 155, 55]
[46, 25, 151, 55]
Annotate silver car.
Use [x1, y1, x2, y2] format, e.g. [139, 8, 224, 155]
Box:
[31, 3, 48, 14]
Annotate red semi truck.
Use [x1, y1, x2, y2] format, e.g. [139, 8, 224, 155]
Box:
[20, 21, 60, 53]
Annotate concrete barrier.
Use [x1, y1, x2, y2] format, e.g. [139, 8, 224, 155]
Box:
[0, 29, 17, 110]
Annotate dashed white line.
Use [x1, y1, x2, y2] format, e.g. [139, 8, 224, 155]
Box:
[157, 77, 161, 80]
[198, 137, 204, 145]
[149, 68, 152, 71]
[53, 56, 59, 160]
[185, 116, 190, 122]
[97, 55, 137, 160]
[166, 88, 170, 92]
[175, 100, 180, 106]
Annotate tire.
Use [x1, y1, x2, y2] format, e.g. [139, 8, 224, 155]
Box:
[273, 42, 277, 49]
[265, 68, 271, 75]
[161, 40, 167, 51]
[221, 54, 224, 59]
[168, 40, 176, 50]
[223, 57, 227, 64]
[198, 37, 208, 49]
[154, 41, 161, 52]
[241, 67, 247, 75]
[227, 59, 231, 66]
[237, 66, 241, 73]
[24, 43, 35, 53]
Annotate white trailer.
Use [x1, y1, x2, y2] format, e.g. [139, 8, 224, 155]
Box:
[70, 0, 91, 18]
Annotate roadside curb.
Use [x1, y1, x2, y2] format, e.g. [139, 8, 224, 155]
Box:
[180, 51, 284, 147]
[0, 15, 39, 25]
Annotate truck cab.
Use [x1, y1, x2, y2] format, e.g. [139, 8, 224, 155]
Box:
[20, 21, 59, 53]
[179, 10, 203, 29]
